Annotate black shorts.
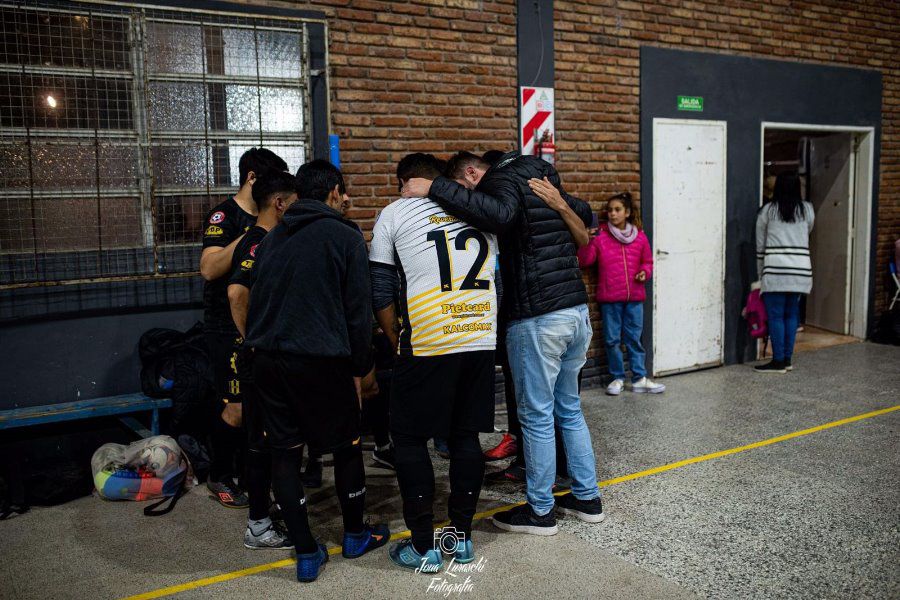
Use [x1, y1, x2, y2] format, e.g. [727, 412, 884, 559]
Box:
[252, 350, 361, 453]
[390, 350, 495, 439]
[206, 331, 243, 404]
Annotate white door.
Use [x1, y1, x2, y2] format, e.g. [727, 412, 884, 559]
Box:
[806, 133, 853, 334]
[652, 119, 726, 376]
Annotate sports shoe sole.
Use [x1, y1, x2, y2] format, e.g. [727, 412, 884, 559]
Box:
[208, 493, 249, 509]
[484, 450, 517, 462]
[632, 387, 665, 394]
[244, 541, 292, 550]
[754, 369, 787, 374]
[491, 517, 558, 536]
[557, 507, 606, 523]
[605, 389, 622, 396]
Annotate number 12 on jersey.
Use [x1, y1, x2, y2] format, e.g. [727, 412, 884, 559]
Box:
[426, 229, 491, 292]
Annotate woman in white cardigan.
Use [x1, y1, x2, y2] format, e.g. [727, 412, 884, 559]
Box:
[755, 172, 815, 374]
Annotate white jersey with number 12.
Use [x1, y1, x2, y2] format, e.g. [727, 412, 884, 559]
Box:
[369, 197, 498, 357]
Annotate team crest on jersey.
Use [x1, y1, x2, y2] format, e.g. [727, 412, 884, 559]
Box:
[249, 244, 258, 258]
[240, 259, 254, 269]
[205, 225, 223, 236]
[209, 211, 225, 224]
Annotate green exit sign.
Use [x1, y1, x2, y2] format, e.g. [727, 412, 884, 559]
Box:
[677, 95, 703, 111]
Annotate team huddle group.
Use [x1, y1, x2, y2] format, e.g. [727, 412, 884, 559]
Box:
[200, 146, 664, 583]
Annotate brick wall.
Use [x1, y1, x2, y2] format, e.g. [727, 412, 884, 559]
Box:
[256, 0, 521, 233]
[246, 0, 896, 375]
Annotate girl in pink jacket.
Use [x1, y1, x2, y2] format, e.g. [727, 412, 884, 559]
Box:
[577, 193, 665, 396]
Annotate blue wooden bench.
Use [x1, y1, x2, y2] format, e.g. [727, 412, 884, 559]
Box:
[0, 393, 172, 438]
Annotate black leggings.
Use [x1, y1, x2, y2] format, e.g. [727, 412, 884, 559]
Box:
[393, 429, 484, 554]
[270, 443, 366, 553]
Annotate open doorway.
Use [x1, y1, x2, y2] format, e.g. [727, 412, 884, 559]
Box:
[759, 123, 875, 356]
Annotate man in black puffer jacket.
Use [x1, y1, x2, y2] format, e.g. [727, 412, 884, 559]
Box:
[402, 151, 605, 537]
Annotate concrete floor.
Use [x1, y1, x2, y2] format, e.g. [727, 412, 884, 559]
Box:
[1, 342, 898, 600]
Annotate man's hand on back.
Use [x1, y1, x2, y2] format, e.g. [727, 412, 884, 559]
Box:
[528, 177, 567, 212]
[401, 178, 433, 198]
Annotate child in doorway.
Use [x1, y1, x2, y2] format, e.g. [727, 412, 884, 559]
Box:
[577, 192, 665, 396]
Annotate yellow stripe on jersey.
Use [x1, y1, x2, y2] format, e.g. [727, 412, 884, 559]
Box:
[404, 275, 469, 314]
[406, 289, 494, 322]
[411, 315, 495, 348]
[412, 328, 497, 357]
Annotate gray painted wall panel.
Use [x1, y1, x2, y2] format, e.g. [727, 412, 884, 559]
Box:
[640, 47, 882, 367]
[0, 309, 202, 409]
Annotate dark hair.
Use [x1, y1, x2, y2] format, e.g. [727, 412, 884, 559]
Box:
[481, 150, 505, 166]
[770, 172, 806, 223]
[295, 159, 346, 202]
[444, 151, 490, 181]
[606, 191, 643, 230]
[252, 171, 297, 209]
[238, 147, 289, 187]
[396, 153, 444, 192]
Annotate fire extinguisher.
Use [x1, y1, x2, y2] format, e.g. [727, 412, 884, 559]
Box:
[535, 128, 556, 165]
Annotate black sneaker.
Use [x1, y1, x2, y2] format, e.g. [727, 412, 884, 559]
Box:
[492, 503, 558, 535]
[206, 478, 249, 508]
[555, 493, 605, 523]
[484, 460, 526, 484]
[372, 446, 396, 470]
[785, 359, 793, 372]
[754, 360, 787, 374]
[302, 458, 323, 489]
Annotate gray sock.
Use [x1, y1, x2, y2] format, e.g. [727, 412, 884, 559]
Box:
[248, 516, 273, 536]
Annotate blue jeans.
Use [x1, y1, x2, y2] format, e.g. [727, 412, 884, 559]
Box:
[506, 304, 600, 515]
[601, 302, 647, 382]
[763, 292, 801, 362]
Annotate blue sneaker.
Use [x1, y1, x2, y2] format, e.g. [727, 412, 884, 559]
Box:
[296, 543, 328, 583]
[453, 539, 475, 564]
[342, 522, 391, 558]
[389, 540, 443, 573]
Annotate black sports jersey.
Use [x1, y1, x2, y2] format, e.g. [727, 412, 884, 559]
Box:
[202, 197, 256, 334]
[228, 225, 267, 290]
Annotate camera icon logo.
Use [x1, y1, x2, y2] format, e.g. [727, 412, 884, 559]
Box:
[433, 526, 465, 554]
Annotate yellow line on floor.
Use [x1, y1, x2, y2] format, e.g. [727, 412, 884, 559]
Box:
[122, 403, 900, 600]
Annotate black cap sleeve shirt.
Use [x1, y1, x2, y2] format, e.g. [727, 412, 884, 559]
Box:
[202, 198, 257, 334]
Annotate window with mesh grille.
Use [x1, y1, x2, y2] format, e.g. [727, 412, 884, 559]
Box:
[0, 2, 315, 288]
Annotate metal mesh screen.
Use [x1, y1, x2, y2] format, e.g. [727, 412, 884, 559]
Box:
[0, 2, 312, 288]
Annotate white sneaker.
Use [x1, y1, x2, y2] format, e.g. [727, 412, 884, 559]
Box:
[632, 377, 665, 394]
[606, 379, 624, 396]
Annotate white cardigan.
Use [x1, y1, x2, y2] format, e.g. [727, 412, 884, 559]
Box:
[755, 201, 815, 295]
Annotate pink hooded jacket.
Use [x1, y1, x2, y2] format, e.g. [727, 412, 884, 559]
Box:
[577, 224, 653, 303]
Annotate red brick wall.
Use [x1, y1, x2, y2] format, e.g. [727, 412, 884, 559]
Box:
[271, 0, 520, 234]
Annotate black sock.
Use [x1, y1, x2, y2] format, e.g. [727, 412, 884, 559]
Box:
[393, 430, 435, 554]
[447, 431, 484, 538]
[270, 446, 317, 554]
[210, 416, 243, 483]
[246, 448, 272, 521]
[332, 445, 366, 534]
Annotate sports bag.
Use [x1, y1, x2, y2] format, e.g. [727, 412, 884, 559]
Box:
[91, 436, 187, 515]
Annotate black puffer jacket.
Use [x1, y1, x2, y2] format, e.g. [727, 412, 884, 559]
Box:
[427, 152, 592, 321]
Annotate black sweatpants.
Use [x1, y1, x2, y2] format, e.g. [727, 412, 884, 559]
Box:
[270, 443, 367, 554]
[393, 430, 484, 555]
